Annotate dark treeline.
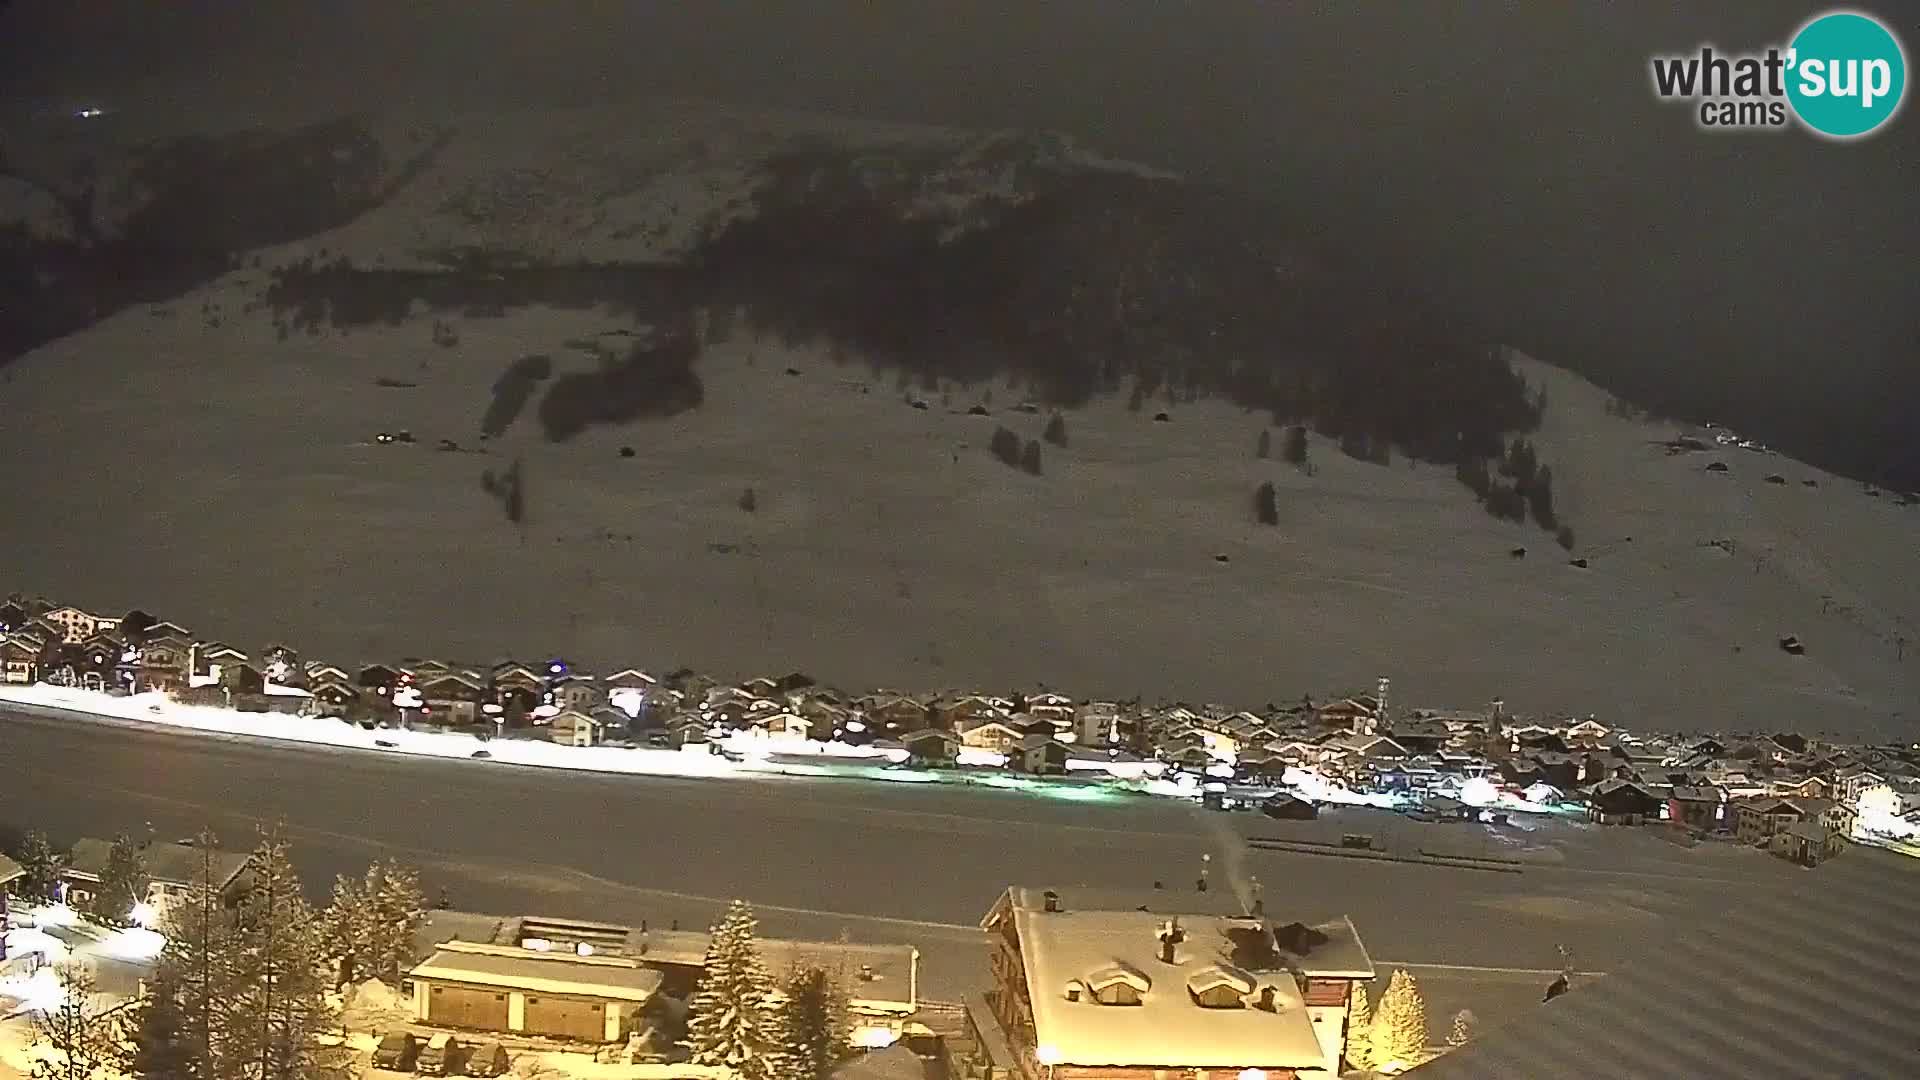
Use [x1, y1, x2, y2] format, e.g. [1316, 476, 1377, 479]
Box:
[0, 116, 430, 367]
[692, 147, 1543, 468]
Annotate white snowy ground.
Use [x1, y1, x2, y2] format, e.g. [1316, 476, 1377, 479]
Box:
[2, 281, 1914, 740]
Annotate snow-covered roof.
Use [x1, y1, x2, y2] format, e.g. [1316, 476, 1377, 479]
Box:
[445, 915, 919, 1013]
[1405, 848, 1920, 1080]
[410, 941, 663, 1003]
[0, 854, 22, 885]
[65, 838, 250, 889]
[1006, 903, 1327, 1069]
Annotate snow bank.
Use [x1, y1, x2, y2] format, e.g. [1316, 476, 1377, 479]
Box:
[0, 684, 742, 781]
[0, 685, 1171, 803]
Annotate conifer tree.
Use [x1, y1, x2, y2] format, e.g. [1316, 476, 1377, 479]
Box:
[1043, 413, 1068, 447]
[779, 964, 852, 1080]
[158, 831, 240, 1080]
[367, 860, 425, 983]
[318, 872, 372, 986]
[226, 830, 333, 1080]
[1254, 481, 1278, 525]
[15, 829, 62, 901]
[1446, 1008, 1476, 1047]
[126, 969, 197, 1080]
[1528, 465, 1557, 529]
[684, 901, 788, 1080]
[1282, 425, 1310, 466]
[1374, 968, 1430, 1068]
[88, 833, 149, 925]
[1344, 980, 1376, 1071]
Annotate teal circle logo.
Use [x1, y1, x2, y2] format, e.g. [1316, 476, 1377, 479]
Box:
[1786, 11, 1907, 138]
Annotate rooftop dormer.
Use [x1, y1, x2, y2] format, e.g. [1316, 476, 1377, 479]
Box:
[1082, 964, 1150, 1005]
[1185, 964, 1255, 1008]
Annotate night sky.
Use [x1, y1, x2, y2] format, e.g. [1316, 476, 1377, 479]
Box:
[3, 1, 1915, 480]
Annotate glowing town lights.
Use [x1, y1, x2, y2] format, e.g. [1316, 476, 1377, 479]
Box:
[104, 926, 167, 962]
[1036, 1045, 1063, 1066]
[1459, 777, 1501, 807]
[1238, 1071, 1269, 1080]
[575, 942, 595, 957]
[129, 900, 158, 928]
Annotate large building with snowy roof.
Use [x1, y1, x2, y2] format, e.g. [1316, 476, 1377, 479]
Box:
[967, 885, 1374, 1079]
[406, 911, 919, 1046]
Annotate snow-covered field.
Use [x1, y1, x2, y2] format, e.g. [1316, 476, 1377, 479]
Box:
[2, 288, 1914, 739]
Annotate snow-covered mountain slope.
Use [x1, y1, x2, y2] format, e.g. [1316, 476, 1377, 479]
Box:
[265, 101, 1168, 269]
[1, 102, 1914, 736]
[1, 283, 1914, 738]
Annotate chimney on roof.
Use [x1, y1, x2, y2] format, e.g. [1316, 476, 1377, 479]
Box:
[1258, 986, 1276, 1012]
[1043, 889, 1061, 913]
[1157, 917, 1186, 964]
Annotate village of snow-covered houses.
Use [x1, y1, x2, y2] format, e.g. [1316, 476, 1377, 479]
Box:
[6, 589, 1920, 1080]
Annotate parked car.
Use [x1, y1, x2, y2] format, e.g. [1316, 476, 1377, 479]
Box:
[371, 1031, 419, 1071]
[418, 1033, 459, 1076]
[463, 1041, 508, 1078]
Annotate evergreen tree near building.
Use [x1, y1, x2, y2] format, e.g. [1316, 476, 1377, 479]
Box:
[1373, 968, 1430, 1068]
[684, 900, 790, 1080]
[225, 830, 334, 1080]
[318, 872, 373, 985]
[367, 860, 425, 983]
[778, 964, 852, 1080]
[28, 963, 125, 1080]
[126, 969, 197, 1080]
[1446, 1008, 1477, 1047]
[159, 832, 240, 1080]
[13, 829, 62, 901]
[87, 833, 149, 925]
[1344, 980, 1376, 1072]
